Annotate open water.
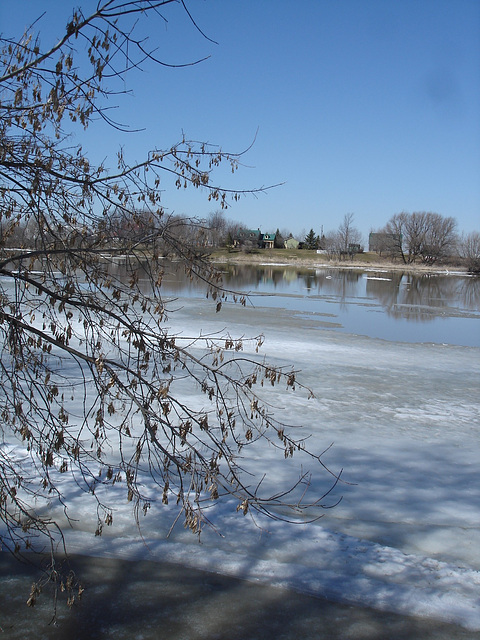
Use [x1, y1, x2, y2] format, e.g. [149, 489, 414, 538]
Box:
[161, 262, 480, 347]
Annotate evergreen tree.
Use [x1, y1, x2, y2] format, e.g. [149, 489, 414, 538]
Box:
[304, 229, 319, 250]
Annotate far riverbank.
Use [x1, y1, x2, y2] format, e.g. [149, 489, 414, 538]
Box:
[208, 248, 470, 276]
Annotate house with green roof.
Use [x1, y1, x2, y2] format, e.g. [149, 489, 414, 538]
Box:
[262, 233, 276, 249]
[234, 229, 277, 249]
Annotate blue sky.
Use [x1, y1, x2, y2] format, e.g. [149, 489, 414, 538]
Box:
[2, 1, 479, 241]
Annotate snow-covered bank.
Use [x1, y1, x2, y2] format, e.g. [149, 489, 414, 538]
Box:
[6, 436, 479, 630]
[4, 553, 477, 640]
[58, 517, 480, 631]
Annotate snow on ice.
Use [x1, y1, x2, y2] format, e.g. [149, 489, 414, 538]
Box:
[1, 280, 479, 630]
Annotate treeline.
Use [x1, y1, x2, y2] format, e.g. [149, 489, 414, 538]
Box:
[371, 212, 480, 273]
[3, 207, 479, 273]
[206, 210, 480, 274]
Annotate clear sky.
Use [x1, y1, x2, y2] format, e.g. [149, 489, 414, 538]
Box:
[2, 1, 480, 242]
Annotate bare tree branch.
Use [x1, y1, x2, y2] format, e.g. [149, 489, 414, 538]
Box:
[0, 1, 340, 614]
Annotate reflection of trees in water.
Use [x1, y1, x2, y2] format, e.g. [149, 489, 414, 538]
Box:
[223, 265, 319, 291]
[311, 269, 363, 299]
[222, 266, 364, 296]
[366, 272, 479, 322]
[104, 258, 192, 296]
[300, 270, 364, 316]
[364, 272, 404, 314]
[221, 264, 264, 289]
[105, 261, 479, 321]
[458, 277, 480, 310]
[192, 265, 366, 298]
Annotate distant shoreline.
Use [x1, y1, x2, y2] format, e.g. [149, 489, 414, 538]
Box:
[208, 249, 470, 276]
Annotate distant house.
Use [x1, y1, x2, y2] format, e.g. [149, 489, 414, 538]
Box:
[284, 236, 299, 249]
[262, 232, 276, 249]
[235, 228, 263, 248]
[233, 229, 279, 249]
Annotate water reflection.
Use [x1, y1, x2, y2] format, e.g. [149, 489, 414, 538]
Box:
[101, 259, 480, 346]
[218, 265, 480, 319]
[364, 273, 480, 321]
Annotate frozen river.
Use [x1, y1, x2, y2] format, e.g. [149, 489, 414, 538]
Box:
[2, 263, 480, 637]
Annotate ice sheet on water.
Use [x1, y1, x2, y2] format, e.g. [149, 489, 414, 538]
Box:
[23, 486, 480, 631]
[6, 438, 476, 626]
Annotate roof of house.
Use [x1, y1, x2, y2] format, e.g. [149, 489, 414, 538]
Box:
[239, 228, 262, 238]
